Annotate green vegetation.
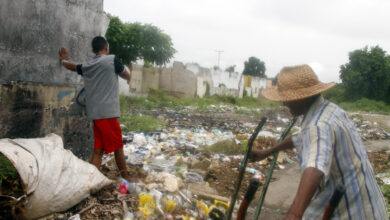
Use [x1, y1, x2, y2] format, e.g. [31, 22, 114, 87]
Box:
[225, 65, 236, 73]
[0, 153, 24, 198]
[119, 113, 166, 132]
[340, 45, 390, 103]
[324, 85, 390, 114]
[0, 153, 18, 182]
[321, 45, 390, 114]
[204, 140, 247, 155]
[119, 90, 281, 131]
[243, 56, 266, 77]
[381, 184, 390, 216]
[119, 93, 166, 132]
[338, 99, 390, 114]
[120, 89, 281, 112]
[106, 17, 176, 65]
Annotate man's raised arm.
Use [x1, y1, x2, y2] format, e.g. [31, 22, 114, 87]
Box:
[59, 47, 77, 72]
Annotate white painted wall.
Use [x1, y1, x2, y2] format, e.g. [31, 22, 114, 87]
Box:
[251, 76, 267, 98]
[210, 69, 241, 90]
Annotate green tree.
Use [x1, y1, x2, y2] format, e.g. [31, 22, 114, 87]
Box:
[225, 65, 236, 73]
[340, 46, 390, 103]
[105, 17, 176, 66]
[243, 56, 266, 77]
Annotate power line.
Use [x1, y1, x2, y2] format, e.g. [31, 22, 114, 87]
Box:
[215, 50, 224, 68]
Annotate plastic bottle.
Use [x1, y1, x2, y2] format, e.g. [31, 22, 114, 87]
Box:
[118, 178, 129, 194]
[123, 211, 134, 220]
[118, 178, 141, 194]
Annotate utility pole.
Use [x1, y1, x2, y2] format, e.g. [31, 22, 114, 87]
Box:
[215, 50, 224, 68]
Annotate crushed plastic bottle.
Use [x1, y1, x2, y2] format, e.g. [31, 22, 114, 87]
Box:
[68, 214, 81, 220]
[117, 178, 141, 194]
[246, 167, 261, 175]
[123, 211, 134, 220]
[118, 178, 129, 194]
[182, 171, 204, 183]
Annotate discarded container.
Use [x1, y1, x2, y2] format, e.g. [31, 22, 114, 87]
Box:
[133, 133, 147, 145]
[164, 200, 177, 213]
[118, 181, 128, 194]
[123, 211, 134, 220]
[138, 193, 156, 218]
[182, 171, 204, 183]
[118, 178, 141, 194]
[246, 167, 260, 175]
[68, 214, 81, 220]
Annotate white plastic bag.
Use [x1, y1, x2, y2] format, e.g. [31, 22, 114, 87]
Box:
[0, 133, 113, 219]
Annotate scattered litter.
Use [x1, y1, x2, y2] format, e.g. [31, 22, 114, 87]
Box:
[376, 173, 390, 185]
[68, 214, 81, 220]
[182, 171, 204, 183]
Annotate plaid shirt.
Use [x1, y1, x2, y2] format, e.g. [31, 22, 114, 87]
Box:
[292, 96, 388, 220]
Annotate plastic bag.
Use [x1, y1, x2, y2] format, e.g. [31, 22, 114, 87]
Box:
[0, 134, 113, 219]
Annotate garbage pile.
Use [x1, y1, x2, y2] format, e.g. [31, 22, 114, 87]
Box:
[351, 115, 390, 140]
[47, 126, 296, 220]
[44, 110, 389, 219]
[129, 106, 292, 134]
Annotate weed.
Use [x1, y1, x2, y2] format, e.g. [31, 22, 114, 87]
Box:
[119, 113, 166, 132]
[121, 89, 281, 114]
[339, 98, 390, 114]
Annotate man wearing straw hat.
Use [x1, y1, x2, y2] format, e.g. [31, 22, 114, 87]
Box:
[250, 64, 388, 219]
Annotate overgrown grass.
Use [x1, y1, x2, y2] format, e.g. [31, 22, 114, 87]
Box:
[204, 140, 247, 155]
[120, 89, 281, 112]
[338, 98, 390, 114]
[119, 113, 166, 132]
[381, 184, 390, 216]
[324, 85, 390, 114]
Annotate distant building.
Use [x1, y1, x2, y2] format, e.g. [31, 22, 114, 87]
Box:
[239, 75, 267, 98]
[119, 62, 268, 99]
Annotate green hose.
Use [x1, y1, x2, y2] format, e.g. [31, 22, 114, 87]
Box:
[253, 118, 297, 220]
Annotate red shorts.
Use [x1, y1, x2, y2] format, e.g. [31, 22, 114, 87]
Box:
[93, 118, 123, 154]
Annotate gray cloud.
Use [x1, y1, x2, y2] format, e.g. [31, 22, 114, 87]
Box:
[104, 0, 390, 82]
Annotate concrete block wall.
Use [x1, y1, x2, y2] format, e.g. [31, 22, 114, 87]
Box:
[141, 67, 160, 93]
[159, 62, 197, 98]
[0, 0, 109, 159]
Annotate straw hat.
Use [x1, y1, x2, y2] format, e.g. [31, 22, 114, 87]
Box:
[262, 64, 335, 102]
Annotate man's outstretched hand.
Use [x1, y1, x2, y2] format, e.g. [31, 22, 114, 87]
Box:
[59, 47, 76, 71]
[59, 47, 70, 61]
[249, 149, 270, 162]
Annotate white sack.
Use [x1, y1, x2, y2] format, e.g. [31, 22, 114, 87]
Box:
[0, 133, 113, 219]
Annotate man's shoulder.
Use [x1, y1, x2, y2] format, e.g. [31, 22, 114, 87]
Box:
[306, 99, 342, 127]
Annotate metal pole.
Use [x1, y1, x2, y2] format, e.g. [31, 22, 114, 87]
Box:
[226, 117, 267, 220]
[253, 118, 297, 220]
[216, 50, 224, 68]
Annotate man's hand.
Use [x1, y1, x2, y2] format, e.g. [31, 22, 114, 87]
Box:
[127, 72, 132, 85]
[249, 149, 270, 162]
[249, 135, 295, 162]
[59, 47, 77, 71]
[59, 47, 70, 62]
[123, 65, 132, 85]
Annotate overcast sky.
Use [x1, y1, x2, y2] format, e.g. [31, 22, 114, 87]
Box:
[104, 0, 390, 82]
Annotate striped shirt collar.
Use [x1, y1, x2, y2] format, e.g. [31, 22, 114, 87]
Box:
[301, 96, 326, 128]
